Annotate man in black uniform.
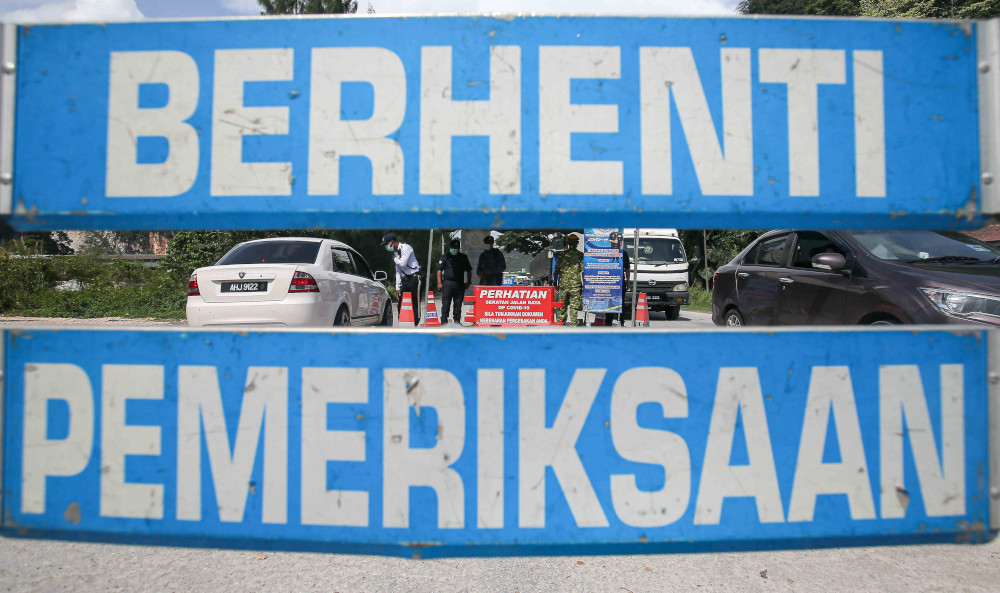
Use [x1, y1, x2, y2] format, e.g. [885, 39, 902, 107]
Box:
[436, 238, 473, 325]
[476, 235, 506, 286]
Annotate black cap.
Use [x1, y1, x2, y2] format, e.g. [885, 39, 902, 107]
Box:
[483, 235, 495, 244]
[379, 233, 397, 246]
[449, 238, 461, 248]
[567, 234, 579, 243]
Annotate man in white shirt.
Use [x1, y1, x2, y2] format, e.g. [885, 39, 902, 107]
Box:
[380, 232, 422, 325]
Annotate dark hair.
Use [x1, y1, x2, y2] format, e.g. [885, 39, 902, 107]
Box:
[450, 238, 461, 248]
[484, 235, 494, 243]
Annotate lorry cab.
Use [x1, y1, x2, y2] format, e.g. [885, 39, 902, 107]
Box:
[622, 228, 690, 320]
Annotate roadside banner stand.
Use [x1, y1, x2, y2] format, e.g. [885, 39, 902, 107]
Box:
[582, 228, 625, 323]
[474, 286, 560, 326]
[0, 14, 998, 559]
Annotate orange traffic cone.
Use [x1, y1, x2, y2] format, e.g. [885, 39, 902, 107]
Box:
[398, 292, 415, 327]
[423, 291, 442, 327]
[635, 293, 650, 327]
[463, 295, 476, 326]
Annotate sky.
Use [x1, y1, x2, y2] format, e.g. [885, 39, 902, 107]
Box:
[0, 0, 741, 22]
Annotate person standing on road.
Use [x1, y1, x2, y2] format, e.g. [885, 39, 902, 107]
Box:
[380, 232, 422, 325]
[477, 235, 507, 286]
[436, 237, 472, 325]
[554, 234, 584, 326]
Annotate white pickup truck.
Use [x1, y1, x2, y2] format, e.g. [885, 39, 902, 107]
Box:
[623, 228, 690, 320]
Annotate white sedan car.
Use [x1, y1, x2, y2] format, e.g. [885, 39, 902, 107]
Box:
[186, 237, 393, 327]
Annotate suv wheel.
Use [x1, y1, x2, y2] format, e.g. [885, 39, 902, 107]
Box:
[724, 309, 744, 327]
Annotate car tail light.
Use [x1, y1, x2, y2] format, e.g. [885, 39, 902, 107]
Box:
[289, 271, 319, 293]
[712, 271, 719, 286]
[188, 273, 200, 297]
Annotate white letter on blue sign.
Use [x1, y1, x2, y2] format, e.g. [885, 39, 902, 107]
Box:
[308, 48, 406, 195]
[880, 364, 965, 518]
[787, 367, 875, 522]
[759, 49, 846, 197]
[640, 48, 753, 196]
[105, 51, 199, 197]
[211, 49, 294, 196]
[420, 46, 521, 195]
[100, 365, 164, 520]
[478, 369, 505, 529]
[854, 51, 886, 198]
[539, 47, 622, 195]
[176, 367, 289, 524]
[301, 368, 369, 527]
[22, 364, 94, 514]
[610, 368, 691, 527]
[383, 369, 466, 529]
[694, 367, 784, 525]
[519, 369, 609, 528]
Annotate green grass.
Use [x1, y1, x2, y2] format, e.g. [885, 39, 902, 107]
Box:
[685, 285, 712, 311]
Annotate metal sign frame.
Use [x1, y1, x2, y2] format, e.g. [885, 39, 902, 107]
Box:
[0, 13, 1000, 557]
[0, 23, 15, 217]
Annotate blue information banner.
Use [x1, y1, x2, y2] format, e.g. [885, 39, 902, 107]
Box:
[583, 228, 624, 315]
[3, 15, 989, 231]
[2, 327, 993, 556]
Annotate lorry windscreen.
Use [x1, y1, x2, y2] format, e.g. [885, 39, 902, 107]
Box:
[624, 238, 687, 265]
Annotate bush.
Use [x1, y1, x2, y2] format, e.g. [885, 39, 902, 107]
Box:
[0, 241, 49, 310]
[0, 244, 187, 319]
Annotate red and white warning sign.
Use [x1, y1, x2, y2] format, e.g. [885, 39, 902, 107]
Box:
[475, 286, 558, 326]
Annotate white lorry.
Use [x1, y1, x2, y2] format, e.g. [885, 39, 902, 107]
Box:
[623, 228, 690, 320]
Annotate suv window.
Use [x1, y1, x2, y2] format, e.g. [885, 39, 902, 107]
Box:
[350, 251, 375, 280]
[791, 231, 844, 269]
[744, 235, 789, 266]
[331, 248, 357, 275]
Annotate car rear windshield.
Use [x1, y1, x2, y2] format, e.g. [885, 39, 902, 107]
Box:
[623, 238, 686, 264]
[217, 241, 322, 265]
[848, 231, 1000, 263]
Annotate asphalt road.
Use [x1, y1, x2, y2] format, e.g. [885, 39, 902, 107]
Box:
[2, 530, 998, 592]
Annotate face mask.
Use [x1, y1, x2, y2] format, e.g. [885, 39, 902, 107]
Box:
[484, 244, 492, 250]
[385, 244, 394, 252]
[449, 248, 458, 255]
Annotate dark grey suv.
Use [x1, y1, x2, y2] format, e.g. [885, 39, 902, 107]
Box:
[712, 230, 1000, 327]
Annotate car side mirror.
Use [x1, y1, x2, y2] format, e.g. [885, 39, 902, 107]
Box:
[375, 270, 388, 282]
[694, 246, 703, 260]
[812, 252, 847, 273]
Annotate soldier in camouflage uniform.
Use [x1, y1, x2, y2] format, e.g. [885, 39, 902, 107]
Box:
[554, 234, 584, 326]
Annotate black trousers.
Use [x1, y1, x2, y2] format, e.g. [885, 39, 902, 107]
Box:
[441, 280, 465, 323]
[398, 273, 421, 324]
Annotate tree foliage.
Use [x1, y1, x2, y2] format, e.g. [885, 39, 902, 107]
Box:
[495, 230, 561, 257]
[859, 0, 1000, 18]
[737, 0, 860, 15]
[739, 0, 999, 18]
[161, 228, 443, 291]
[258, 0, 358, 14]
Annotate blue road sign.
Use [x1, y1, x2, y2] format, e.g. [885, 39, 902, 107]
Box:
[0, 16, 995, 231]
[1, 327, 993, 557]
